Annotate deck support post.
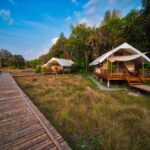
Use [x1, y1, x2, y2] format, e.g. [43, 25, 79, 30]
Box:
[100, 78, 103, 83]
[107, 80, 110, 87]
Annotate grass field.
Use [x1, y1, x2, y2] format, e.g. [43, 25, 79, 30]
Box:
[15, 75, 150, 150]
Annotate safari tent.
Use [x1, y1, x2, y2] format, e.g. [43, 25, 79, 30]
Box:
[90, 43, 150, 87]
[43, 57, 74, 74]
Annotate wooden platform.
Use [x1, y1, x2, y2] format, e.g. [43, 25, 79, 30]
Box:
[0, 73, 71, 150]
[131, 84, 150, 92]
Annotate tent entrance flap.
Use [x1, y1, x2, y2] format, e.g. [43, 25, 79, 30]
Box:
[108, 54, 142, 62]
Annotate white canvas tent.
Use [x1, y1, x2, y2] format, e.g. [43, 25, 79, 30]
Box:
[43, 57, 74, 67]
[90, 43, 150, 66]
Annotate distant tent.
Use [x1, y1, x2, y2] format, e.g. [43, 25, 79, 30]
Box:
[43, 57, 75, 74]
[43, 57, 74, 67]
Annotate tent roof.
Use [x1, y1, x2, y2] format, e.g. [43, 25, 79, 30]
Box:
[109, 53, 144, 62]
[90, 42, 150, 66]
[43, 57, 75, 67]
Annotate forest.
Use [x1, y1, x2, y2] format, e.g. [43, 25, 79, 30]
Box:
[39, 0, 150, 71]
[0, 0, 150, 71]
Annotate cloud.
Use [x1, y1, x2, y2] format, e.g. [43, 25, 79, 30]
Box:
[74, 11, 81, 17]
[84, 6, 99, 16]
[74, 0, 139, 27]
[25, 49, 34, 55]
[18, 20, 55, 32]
[24, 48, 49, 60]
[108, 0, 117, 4]
[71, 0, 78, 4]
[8, 0, 15, 4]
[65, 16, 71, 23]
[83, 0, 99, 8]
[74, 0, 102, 27]
[79, 16, 102, 27]
[0, 9, 14, 25]
[51, 37, 59, 45]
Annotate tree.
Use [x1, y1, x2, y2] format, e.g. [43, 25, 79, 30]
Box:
[0, 49, 12, 67]
[12, 55, 25, 68]
[101, 10, 111, 25]
[70, 24, 92, 72]
[26, 59, 40, 68]
[111, 9, 121, 20]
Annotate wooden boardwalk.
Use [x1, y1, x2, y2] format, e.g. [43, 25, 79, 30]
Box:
[131, 84, 150, 92]
[0, 73, 71, 150]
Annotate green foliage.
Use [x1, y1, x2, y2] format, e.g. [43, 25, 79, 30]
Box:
[12, 55, 25, 68]
[35, 65, 41, 74]
[0, 49, 12, 67]
[70, 64, 85, 74]
[0, 49, 25, 68]
[88, 135, 102, 150]
[26, 59, 40, 68]
[70, 64, 79, 73]
[144, 62, 150, 69]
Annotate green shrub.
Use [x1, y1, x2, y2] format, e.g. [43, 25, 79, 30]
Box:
[144, 62, 150, 69]
[35, 65, 41, 74]
[70, 64, 83, 73]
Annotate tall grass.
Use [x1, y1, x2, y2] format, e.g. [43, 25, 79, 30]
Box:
[16, 75, 150, 150]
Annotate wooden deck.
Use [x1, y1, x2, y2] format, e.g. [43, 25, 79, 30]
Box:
[130, 84, 150, 92]
[94, 69, 150, 82]
[0, 73, 71, 150]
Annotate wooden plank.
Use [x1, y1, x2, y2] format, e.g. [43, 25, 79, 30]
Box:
[0, 129, 45, 150]
[0, 118, 38, 136]
[0, 96, 22, 102]
[34, 139, 54, 150]
[0, 105, 31, 121]
[0, 101, 27, 113]
[0, 93, 22, 100]
[0, 97, 25, 109]
[0, 112, 32, 125]
[12, 134, 52, 150]
[0, 124, 43, 147]
[131, 84, 150, 92]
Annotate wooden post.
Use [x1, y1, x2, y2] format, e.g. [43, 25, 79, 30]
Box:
[107, 57, 109, 75]
[142, 56, 144, 77]
[107, 80, 110, 87]
[117, 61, 119, 73]
[100, 78, 103, 83]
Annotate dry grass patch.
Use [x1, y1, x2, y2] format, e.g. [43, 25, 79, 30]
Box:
[16, 75, 150, 150]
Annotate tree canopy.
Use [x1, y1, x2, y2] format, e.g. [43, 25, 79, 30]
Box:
[0, 49, 25, 68]
[39, 0, 150, 72]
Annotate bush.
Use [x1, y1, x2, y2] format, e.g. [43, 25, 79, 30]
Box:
[70, 64, 79, 72]
[144, 62, 150, 69]
[35, 65, 41, 74]
[70, 64, 88, 74]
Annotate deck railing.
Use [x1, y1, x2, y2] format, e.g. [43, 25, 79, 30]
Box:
[108, 69, 126, 78]
[95, 69, 150, 81]
[139, 69, 150, 79]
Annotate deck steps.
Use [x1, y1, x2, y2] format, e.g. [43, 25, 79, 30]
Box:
[128, 78, 143, 85]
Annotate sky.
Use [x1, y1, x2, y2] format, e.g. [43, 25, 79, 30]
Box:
[0, 0, 141, 60]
